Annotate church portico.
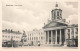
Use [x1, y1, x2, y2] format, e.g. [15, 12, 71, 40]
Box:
[43, 3, 68, 46]
[45, 28, 66, 45]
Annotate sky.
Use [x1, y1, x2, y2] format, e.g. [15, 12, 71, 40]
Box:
[2, 0, 78, 32]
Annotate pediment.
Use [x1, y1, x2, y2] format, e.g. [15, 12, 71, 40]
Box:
[43, 21, 68, 28]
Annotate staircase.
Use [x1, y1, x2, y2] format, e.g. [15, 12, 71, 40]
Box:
[43, 44, 63, 47]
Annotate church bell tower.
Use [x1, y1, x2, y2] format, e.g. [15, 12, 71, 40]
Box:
[51, 3, 62, 21]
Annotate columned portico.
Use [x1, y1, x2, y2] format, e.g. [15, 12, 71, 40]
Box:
[45, 29, 65, 45]
[43, 2, 68, 46]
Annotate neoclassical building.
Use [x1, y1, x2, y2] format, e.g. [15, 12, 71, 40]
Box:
[27, 29, 45, 46]
[43, 3, 78, 46]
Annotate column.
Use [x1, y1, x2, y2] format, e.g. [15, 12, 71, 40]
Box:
[51, 30, 53, 44]
[45, 31, 47, 44]
[47, 31, 49, 44]
[64, 29, 66, 46]
[59, 29, 62, 44]
[55, 30, 57, 44]
[70, 28, 72, 39]
[74, 28, 75, 45]
[74, 28, 75, 38]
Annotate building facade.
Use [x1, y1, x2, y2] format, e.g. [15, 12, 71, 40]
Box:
[43, 3, 78, 46]
[2, 29, 22, 47]
[27, 29, 45, 46]
[66, 25, 78, 46]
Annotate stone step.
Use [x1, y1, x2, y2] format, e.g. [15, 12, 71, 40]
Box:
[44, 44, 63, 47]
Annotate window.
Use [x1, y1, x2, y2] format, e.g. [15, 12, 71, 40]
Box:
[5, 36, 7, 38]
[72, 36, 74, 39]
[39, 37, 40, 40]
[54, 12, 55, 19]
[57, 17, 59, 19]
[76, 36, 78, 39]
[3, 35, 4, 37]
[37, 37, 38, 40]
[75, 28, 78, 34]
[36, 37, 38, 40]
[30, 37, 31, 40]
[28, 38, 29, 40]
[57, 11, 59, 16]
[67, 29, 70, 39]
[68, 29, 70, 32]
[8, 36, 10, 38]
[71, 28, 74, 35]
[30, 34, 31, 36]
[24, 40, 26, 42]
[14, 36, 15, 38]
[41, 37, 43, 40]
[41, 32, 42, 35]
[32, 37, 33, 40]
[34, 37, 35, 40]
[60, 13, 61, 16]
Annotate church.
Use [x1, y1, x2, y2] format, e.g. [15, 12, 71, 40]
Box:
[43, 3, 78, 47]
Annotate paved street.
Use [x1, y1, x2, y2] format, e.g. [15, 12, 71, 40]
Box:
[3, 46, 78, 49]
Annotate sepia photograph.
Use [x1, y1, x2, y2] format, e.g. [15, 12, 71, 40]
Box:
[2, 0, 78, 49]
